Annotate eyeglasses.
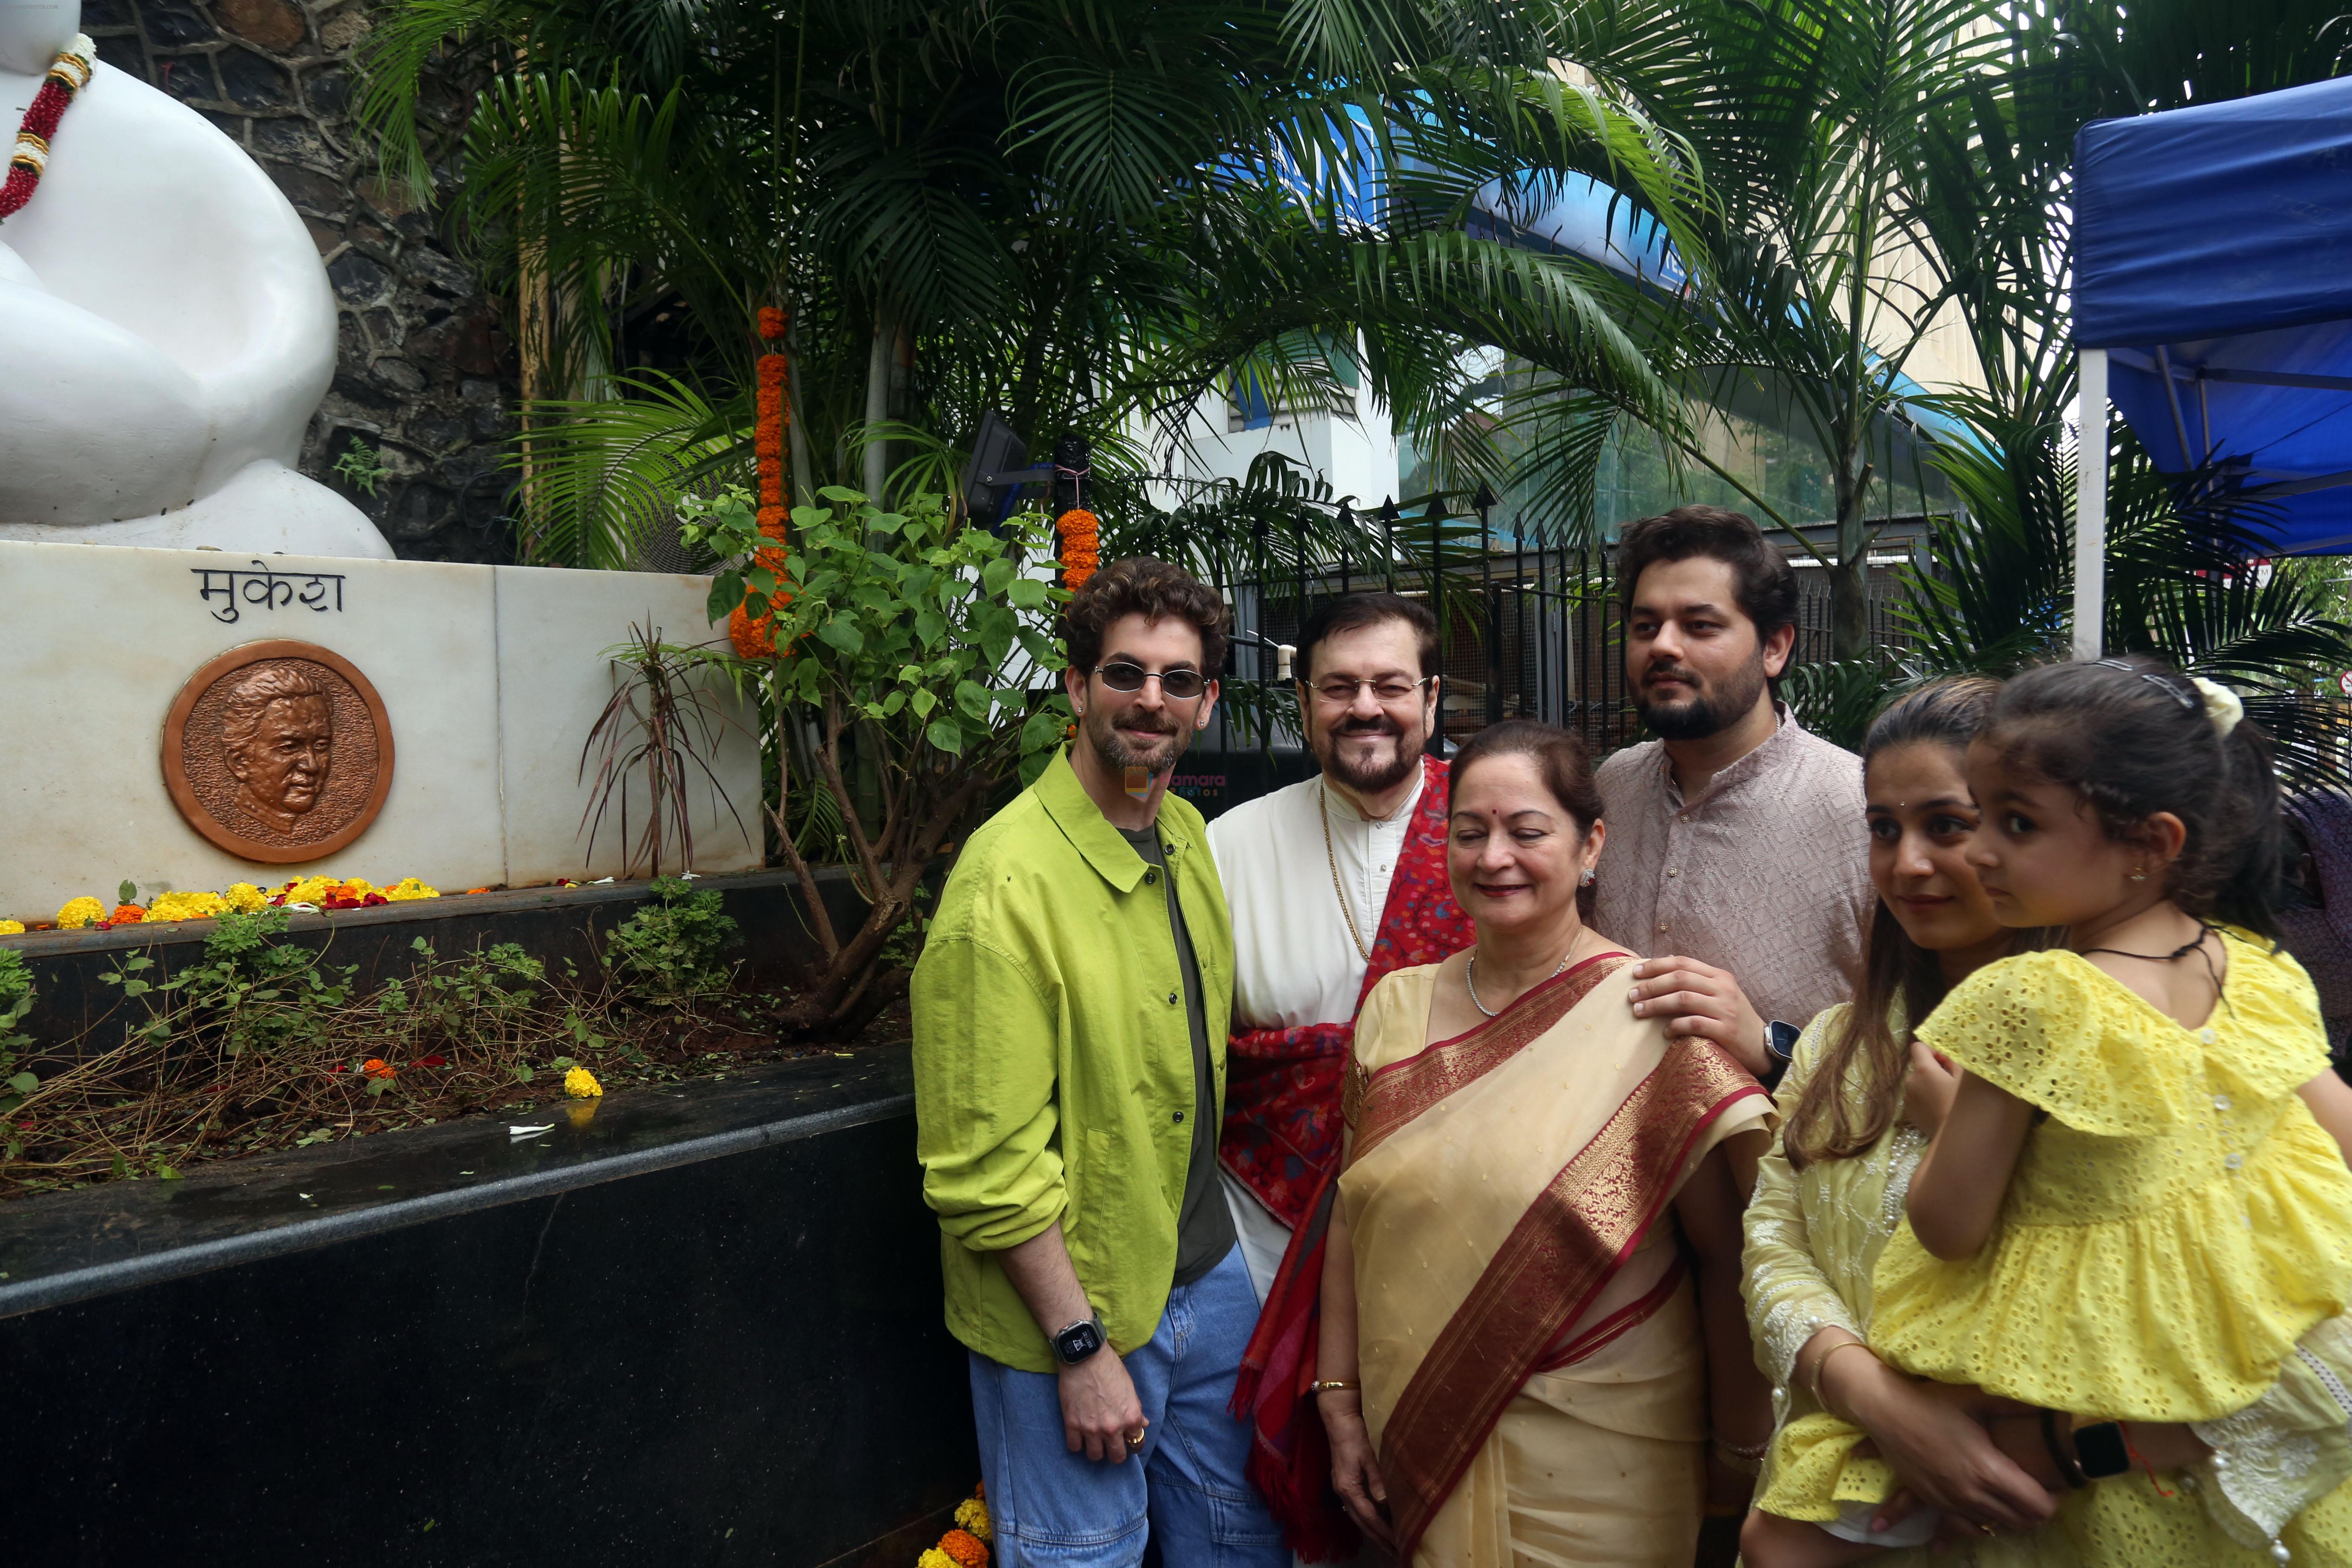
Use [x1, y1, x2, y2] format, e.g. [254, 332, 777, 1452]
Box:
[1308, 676, 1433, 707]
[1091, 662, 1209, 699]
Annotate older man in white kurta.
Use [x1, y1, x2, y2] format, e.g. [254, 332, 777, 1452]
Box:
[1208, 594, 1473, 1299]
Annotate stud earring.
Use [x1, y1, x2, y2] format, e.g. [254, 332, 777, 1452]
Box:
[2129, 866, 2147, 882]
[1579, 868, 1596, 887]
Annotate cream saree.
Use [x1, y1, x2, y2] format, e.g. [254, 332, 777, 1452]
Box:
[1341, 952, 1772, 1566]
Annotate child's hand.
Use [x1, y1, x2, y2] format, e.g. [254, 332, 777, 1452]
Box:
[1902, 1041, 1962, 1136]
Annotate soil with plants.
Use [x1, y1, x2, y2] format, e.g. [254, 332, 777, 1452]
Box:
[0, 879, 907, 1202]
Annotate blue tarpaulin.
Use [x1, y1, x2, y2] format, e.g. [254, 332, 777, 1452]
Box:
[2073, 75, 2352, 552]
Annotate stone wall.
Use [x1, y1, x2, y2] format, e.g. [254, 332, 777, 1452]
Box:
[84, 0, 517, 562]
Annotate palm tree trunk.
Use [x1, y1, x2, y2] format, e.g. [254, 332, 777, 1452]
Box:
[1830, 454, 1877, 660]
[863, 306, 891, 499]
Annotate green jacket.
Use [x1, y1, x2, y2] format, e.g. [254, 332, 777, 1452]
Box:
[911, 748, 1233, 1372]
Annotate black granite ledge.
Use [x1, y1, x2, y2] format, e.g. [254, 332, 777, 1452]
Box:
[0, 1043, 913, 1320]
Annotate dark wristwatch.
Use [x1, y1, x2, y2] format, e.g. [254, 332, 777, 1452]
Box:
[1052, 1312, 1106, 1367]
[2072, 1420, 2132, 1480]
[1763, 1020, 1801, 1072]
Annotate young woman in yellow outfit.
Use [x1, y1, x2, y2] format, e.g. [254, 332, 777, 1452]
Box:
[1743, 665, 2352, 1568]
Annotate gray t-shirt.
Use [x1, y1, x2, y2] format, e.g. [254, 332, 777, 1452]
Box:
[1120, 824, 1236, 1286]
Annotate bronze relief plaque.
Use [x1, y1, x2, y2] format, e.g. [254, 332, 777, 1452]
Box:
[162, 641, 396, 864]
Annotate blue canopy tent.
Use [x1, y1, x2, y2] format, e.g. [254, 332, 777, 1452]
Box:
[2071, 75, 2352, 656]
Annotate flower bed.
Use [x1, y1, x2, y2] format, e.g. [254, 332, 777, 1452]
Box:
[0, 877, 907, 1200]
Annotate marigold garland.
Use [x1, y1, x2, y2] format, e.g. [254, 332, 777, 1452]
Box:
[0, 921, 24, 937]
[1056, 507, 1099, 590]
[0, 34, 95, 224]
[730, 305, 796, 658]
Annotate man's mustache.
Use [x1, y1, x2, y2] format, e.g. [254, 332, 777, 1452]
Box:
[1334, 717, 1403, 738]
[1641, 661, 1704, 689]
[1113, 713, 1178, 735]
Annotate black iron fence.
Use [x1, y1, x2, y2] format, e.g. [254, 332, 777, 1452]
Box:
[1199, 542, 1910, 768]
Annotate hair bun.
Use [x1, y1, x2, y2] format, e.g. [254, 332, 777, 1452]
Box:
[2190, 676, 2243, 740]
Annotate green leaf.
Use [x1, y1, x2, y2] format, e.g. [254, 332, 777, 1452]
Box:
[926, 719, 965, 755]
[913, 610, 946, 648]
[1008, 577, 1049, 610]
[955, 680, 993, 720]
[817, 616, 865, 655]
[910, 688, 938, 719]
[880, 690, 907, 715]
[1021, 710, 1069, 753]
[514, 1063, 536, 1083]
[981, 558, 1016, 597]
[7, 1072, 36, 1095]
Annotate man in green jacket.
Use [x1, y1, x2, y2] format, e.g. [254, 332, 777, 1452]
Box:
[913, 557, 1287, 1567]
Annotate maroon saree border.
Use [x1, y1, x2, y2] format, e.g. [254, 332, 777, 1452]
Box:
[1347, 952, 1635, 1167]
[1376, 1044, 1767, 1561]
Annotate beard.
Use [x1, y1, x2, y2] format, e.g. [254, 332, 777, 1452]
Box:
[1084, 701, 1189, 776]
[1318, 711, 1425, 796]
[1635, 651, 1770, 741]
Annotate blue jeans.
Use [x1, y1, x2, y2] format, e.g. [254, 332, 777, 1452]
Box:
[968, 1244, 1289, 1568]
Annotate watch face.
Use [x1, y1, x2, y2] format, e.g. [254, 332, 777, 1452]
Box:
[2075, 1421, 2131, 1479]
[1056, 1318, 1104, 1364]
[1767, 1021, 1801, 1060]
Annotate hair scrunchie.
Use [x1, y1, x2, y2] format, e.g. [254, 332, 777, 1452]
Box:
[2190, 675, 2243, 740]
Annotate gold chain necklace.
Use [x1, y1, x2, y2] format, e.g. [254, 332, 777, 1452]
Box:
[1320, 782, 1371, 962]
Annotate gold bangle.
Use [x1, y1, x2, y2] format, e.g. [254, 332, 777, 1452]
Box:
[1810, 1339, 1878, 1412]
[1310, 1379, 1360, 1394]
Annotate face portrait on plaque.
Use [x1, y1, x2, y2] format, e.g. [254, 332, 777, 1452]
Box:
[163, 642, 395, 864]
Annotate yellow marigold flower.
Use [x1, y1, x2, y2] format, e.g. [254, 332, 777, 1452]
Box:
[281, 875, 337, 906]
[564, 1067, 603, 1099]
[0, 920, 24, 936]
[225, 882, 269, 913]
[939, 1527, 989, 1566]
[146, 890, 228, 923]
[954, 1497, 991, 1542]
[383, 877, 440, 901]
[918, 1552, 958, 1568]
[56, 896, 105, 929]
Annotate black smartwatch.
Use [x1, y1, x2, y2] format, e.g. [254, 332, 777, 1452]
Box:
[1762, 1020, 1801, 1078]
[1052, 1312, 1106, 1367]
[2073, 1420, 2132, 1480]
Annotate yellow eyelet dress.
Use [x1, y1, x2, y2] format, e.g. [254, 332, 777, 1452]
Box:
[1851, 929, 2352, 1562]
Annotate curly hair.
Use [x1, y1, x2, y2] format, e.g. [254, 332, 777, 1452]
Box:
[1062, 557, 1231, 678]
[221, 664, 331, 756]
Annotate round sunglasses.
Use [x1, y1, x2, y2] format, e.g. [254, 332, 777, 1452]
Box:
[1088, 661, 1209, 700]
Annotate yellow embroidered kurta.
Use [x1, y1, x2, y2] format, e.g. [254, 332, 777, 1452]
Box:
[1873, 931, 2352, 1421]
[1744, 953, 2352, 1565]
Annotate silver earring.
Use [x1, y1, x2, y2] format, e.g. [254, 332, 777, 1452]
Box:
[2130, 865, 2147, 882]
[1579, 868, 1596, 887]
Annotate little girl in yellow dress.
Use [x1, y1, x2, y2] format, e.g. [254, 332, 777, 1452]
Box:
[1749, 657, 2352, 1568]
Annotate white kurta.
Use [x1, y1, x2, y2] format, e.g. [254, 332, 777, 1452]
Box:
[1207, 767, 1426, 1298]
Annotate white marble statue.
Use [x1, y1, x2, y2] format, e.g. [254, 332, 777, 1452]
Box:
[0, 0, 392, 557]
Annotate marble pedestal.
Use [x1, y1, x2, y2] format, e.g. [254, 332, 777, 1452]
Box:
[0, 540, 761, 920]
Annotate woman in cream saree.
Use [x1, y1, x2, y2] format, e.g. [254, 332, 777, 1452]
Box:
[1255, 722, 1773, 1567]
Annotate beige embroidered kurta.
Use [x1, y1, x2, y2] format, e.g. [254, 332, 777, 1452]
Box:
[1593, 708, 1872, 1030]
[1744, 1003, 2352, 1566]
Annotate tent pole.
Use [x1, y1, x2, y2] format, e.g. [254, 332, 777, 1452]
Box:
[2074, 347, 2109, 661]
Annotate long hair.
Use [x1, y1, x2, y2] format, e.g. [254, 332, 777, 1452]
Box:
[1783, 677, 2019, 1170]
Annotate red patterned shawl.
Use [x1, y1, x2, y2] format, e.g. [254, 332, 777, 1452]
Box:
[1220, 755, 1472, 1561]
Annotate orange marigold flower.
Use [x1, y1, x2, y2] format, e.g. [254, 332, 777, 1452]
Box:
[1055, 509, 1100, 589]
[756, 353, 788, 389]
[757, 306, 787, 340]
[361, 1058, 395, 1080]
[110, 903, 146, 924]
[938, 1528, 989, 1567]
[755, 507, 788, 539]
